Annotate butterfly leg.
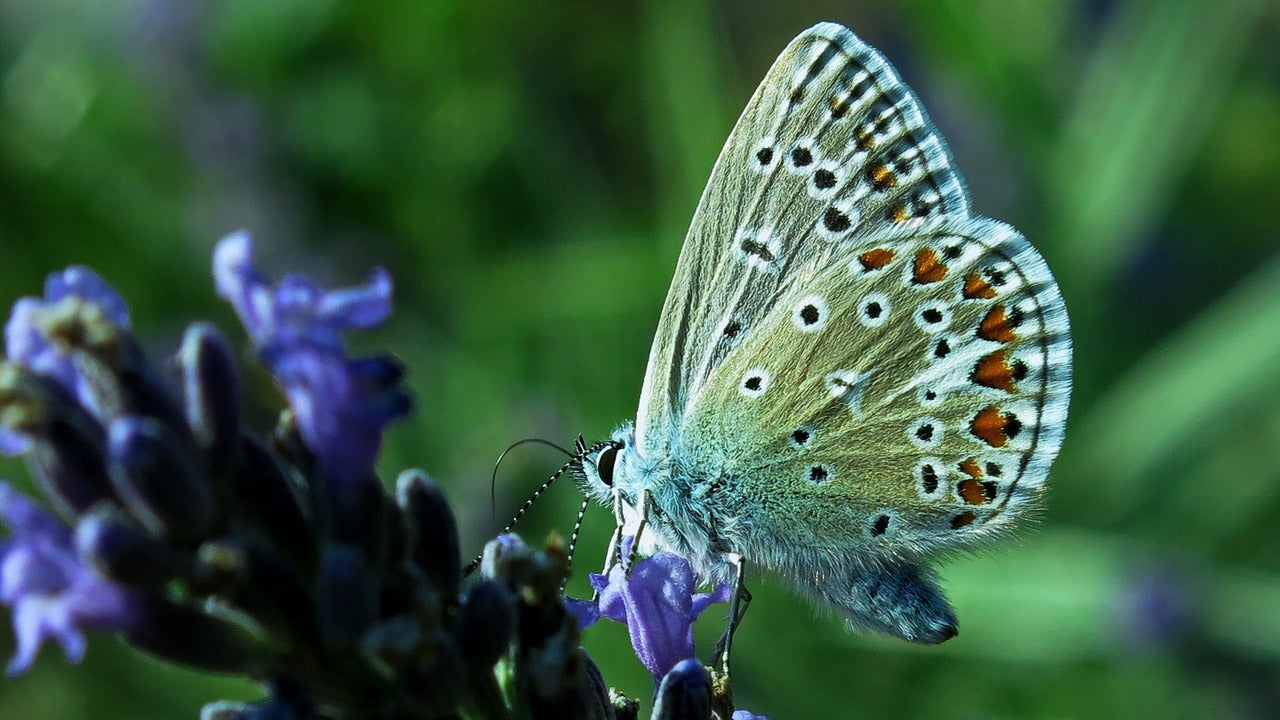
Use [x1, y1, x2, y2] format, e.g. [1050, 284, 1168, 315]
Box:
[590, 500, 628, 601]
[711, 553, 751, 675]
[595, 489, 654, 602]
[602, 498, 627, 571]
[622, 489, 652, 574]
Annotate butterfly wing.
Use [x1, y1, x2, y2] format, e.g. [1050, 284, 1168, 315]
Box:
[628, 22, 1071, 642]
[635, 22, 971, 457]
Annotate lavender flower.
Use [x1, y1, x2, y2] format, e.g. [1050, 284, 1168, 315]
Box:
[0, 239, 761, 719]
[570, 548, 731, 686]
[1, 267, 131, 455]
[0, 482, 138, 675]
[213, 231, 409, 486]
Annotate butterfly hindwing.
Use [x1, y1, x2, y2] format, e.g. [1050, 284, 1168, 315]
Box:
[680, 216, 1071, 560]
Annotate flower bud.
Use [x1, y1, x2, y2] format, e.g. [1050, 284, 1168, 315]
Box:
[76, 505, 187, 586]
[396, 469, 461, 600]
[107, 416, 215, 541]
[179, 323, 242, 472]
[651, 660, 712, 720]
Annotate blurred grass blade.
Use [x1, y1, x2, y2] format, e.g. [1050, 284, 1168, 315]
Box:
[1158, 396, 1280, 550]
[1048, 0, 1267, 283]
[641, 0, 730, 253]
[943, 529, 1280, 663]
[1062, 251, 1280, 521]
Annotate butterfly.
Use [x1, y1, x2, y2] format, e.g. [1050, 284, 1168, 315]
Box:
[573, 22, 1071, 644]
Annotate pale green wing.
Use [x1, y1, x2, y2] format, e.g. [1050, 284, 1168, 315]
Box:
[680, 215, 1072, 556]
[635, 23, 971, 456]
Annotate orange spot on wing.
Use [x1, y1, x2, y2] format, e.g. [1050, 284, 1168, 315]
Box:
[978, 306, 1018, 344]
[963, 273, 997, 299]
[972, 350, 1019, 392]
[951, 511, 977, 529]
[871, 164, 897, 190]
[855, 128, 875, 150]
[912, 249, 948, 284]
[958, 457, 983, 479]
[957, 479, 987, 505]
[890, 205, 910, 223]
[971, 405, 1010, 447]
[858, 248, 895, 271]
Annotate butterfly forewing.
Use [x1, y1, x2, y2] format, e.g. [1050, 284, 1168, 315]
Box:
[636, 23, 971, 455]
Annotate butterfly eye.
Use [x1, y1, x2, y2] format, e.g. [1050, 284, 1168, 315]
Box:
[595, 445, 619, 487]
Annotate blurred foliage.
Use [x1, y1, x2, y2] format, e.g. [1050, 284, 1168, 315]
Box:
[2, 0, 1279, 718]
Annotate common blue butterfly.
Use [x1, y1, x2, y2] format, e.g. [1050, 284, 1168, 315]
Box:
[574, 22, 1071, 644]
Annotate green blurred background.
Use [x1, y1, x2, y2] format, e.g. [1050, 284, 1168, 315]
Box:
[2, 0, 1279, 717]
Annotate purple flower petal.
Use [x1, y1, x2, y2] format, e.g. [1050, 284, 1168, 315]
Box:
[43, 268, 130, 328]
[214, 233, 392, 350]
[691, 579, 733, 617]
[0, 484, 70, 543]
[2, 268, 131, 456]
[213, 232, 408, 485]
[314, 269, 392, 329]
[212, 232, 273, 346]
[5, 299, 64, 384]
[478, 533, 528, 580]
[564, 596, 601, 630]
[0, 482, 138, 675]
[0, 432, 31, 457]
[572, 545, 730, 685]
[6, 268, 132, 378]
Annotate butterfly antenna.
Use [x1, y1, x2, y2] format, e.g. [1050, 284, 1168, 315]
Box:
[487, 438, 572, 525]
[561, 495, 592, 593]
[463, 438, 579, 577]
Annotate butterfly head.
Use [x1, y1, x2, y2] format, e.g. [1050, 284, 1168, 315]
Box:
[571, 423, 639, 509]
